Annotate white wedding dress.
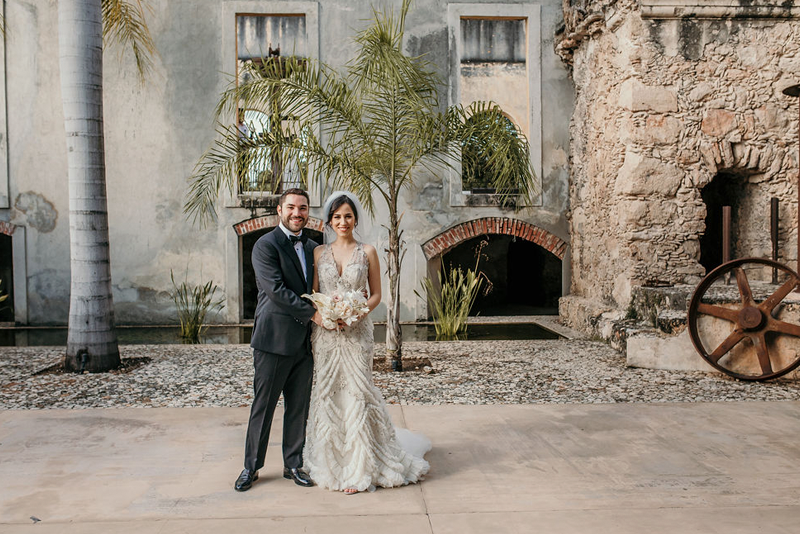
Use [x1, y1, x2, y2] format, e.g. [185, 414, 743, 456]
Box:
[304, 243, 430, 491]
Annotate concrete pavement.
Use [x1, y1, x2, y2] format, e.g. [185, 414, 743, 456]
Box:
[0, 402, 799, 533]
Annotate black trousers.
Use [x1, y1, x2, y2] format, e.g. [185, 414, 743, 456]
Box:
[243, 348, 313, 472]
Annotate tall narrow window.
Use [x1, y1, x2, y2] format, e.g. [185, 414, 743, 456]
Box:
[236, 15, 308, 195]
[459, 17, 528, 193]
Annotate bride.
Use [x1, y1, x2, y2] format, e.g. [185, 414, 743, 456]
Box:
[303, 191, 430, 495]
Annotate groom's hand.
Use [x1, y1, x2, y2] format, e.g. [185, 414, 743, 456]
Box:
[311, 311, 324, 327]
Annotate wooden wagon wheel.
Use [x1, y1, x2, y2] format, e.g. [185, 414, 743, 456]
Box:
[688, 257, 800, 381]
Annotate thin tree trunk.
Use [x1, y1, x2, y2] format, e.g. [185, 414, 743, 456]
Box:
[385, 204, 403, 371]
[60, 0, 120, 372]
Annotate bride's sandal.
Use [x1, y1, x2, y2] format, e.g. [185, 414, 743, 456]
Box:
[343, 487, 359, 495]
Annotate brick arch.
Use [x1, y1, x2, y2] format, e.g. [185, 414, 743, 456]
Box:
[421, 217, 567, 260]
[233, 215, 324, 236]
[0, 221, 17, 236]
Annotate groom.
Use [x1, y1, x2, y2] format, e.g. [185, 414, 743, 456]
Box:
[235, 188, 323, 491]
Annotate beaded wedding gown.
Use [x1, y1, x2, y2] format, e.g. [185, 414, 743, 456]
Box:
[304, 243, 430, 492]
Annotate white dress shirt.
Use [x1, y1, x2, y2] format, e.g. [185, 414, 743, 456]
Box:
[278, 221, 307, 280]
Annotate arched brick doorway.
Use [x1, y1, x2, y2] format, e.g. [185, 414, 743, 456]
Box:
[422, 218, 567, 315]
[233, 215, 324, 320]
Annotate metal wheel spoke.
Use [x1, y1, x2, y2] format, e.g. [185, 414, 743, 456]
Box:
[734, 267, 755, 305]
[760, 277, 799, 314]
[697, 303, 739, 323]
[769, 319, 800, 337]
[751, 334, 774, 375]
[690, 259, 800, 381]
[708, 330, 745, 363]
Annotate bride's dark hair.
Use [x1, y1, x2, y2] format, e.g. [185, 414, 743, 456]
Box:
[326, 195, 359, 225]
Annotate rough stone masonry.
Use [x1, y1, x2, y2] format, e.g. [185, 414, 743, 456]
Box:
[559, 0, 800, 333]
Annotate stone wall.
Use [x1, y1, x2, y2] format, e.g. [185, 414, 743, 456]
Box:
[561, 0, 800, 321]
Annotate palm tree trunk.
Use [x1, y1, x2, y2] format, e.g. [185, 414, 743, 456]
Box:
[385, 204, 403, 371]
[59, 0, 120, 372]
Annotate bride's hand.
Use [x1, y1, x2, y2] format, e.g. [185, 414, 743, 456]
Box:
[313, 311, 338, 331]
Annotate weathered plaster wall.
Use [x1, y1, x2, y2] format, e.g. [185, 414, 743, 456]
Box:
[3, 0, 227, 324]
[461, 63, 529, 136]
[563, 0, 800, 315]
[2, 0, 571, 325]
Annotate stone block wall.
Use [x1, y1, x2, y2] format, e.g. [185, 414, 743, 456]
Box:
[561, 0, 800, 317]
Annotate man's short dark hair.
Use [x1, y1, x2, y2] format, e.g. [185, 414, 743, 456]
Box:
[279, 188, 310, 207]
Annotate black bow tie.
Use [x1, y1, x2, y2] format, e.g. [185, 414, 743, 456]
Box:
[289, 234, 307, 245]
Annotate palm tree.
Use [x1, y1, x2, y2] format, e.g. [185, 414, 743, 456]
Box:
[102, 0, 157, 80]
[185, 0, 535, 370]
[58, 0, 155, 372]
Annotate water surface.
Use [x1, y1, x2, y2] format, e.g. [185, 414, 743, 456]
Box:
[0, 322, 561, 347]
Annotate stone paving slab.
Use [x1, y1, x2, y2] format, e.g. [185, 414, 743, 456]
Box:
[411, 404, 800, 515]
[428, 508, 800, 534]
[1, 402, 799, 533]
[0, 516, 434, 534]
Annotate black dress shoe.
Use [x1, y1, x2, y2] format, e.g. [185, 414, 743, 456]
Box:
[283, 467, 314, 487]
[234, 469, 258, 491]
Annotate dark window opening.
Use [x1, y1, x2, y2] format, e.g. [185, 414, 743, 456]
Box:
[0, 235, 13, 322]
[440, 234, 561, 316]
[700, 172, 744, 274]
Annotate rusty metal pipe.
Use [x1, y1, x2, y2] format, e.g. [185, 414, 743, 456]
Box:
[723, 205, 732, 285]
[722, 205, 731, 264]
[781, 84, 800, 272]
[772, 197, 779, 283]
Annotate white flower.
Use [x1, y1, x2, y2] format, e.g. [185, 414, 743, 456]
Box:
[302, 289, 370, 329]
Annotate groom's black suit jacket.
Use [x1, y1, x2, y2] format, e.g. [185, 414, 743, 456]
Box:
[250, 227, 317, 356]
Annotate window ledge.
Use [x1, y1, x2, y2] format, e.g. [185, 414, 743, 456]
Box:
[231, 193, 280, 209]
[641, 1, 800, 19]
[461, 191, 519, 208]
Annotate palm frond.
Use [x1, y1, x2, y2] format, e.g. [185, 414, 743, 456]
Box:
[189, 53, 391, 219]
[448, 101, 537, 204]
[350, 0, 438, 107]
[102, 0, 158, 82]
[184, 124, 243, 226]
[219, 58, 370, 145]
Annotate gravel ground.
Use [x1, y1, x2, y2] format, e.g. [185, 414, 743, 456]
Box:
[1, 340, 799, 409]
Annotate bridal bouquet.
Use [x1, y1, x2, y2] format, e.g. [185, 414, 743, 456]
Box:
[302, 289, 370, 330]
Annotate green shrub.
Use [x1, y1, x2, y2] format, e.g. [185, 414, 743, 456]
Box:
[169, 270, 225, 342]
[417, 241, 490, 340]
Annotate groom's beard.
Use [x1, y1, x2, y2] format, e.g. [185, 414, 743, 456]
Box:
[279, 212, 308, 233]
